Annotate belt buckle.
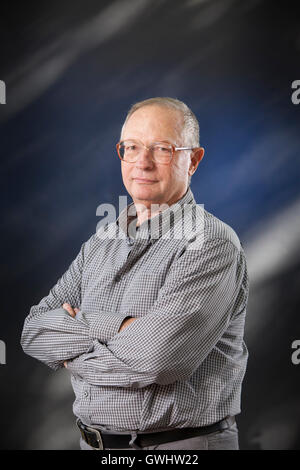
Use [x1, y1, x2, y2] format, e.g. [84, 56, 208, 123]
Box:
[77, 419, 104, 450]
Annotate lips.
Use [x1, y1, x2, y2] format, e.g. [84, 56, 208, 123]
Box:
[132, 177, 158, 183]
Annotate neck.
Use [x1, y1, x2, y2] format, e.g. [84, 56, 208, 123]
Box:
[133, 187, 189, 227]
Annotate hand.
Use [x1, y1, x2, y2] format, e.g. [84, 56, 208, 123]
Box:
[62, 302, 79, 318]
[118, 317, 137, 332]
[62, 303, 80, 368]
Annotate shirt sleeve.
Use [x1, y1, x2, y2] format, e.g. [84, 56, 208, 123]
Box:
[20, 235, 128, 370]
[66, 237, 249, 388]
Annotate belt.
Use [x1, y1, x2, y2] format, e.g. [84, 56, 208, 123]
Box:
[77, 415, 236, 450]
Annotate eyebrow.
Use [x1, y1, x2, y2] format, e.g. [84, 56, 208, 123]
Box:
[121, 139, 179, 146]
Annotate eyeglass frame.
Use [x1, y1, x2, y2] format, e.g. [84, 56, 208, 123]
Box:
[116, 138, 196, 164]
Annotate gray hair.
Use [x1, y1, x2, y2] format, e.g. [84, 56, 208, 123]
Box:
[120, 97, 200, 147]
[120, 97, 200, 186]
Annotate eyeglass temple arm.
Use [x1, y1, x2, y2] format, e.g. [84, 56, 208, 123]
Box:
[174, 147, 195, 150]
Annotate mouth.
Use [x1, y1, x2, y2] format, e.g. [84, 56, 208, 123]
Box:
[132, 177, 158, 184]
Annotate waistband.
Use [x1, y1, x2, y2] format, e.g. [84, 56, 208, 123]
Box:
[77, 415, 236, 450]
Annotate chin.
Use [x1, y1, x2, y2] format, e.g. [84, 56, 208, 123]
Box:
[131, 185, 161, 203]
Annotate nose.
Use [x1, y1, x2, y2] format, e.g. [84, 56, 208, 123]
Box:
[134, 146, 154, 169]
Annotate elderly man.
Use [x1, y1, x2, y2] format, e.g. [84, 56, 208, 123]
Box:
[21, 97, 249, 450]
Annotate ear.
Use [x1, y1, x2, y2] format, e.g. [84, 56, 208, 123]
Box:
[188, 147, 205, 176]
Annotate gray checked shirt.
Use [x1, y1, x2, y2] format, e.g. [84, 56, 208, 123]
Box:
[21, 187, 249, 434]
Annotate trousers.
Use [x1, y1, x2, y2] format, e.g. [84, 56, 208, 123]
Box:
[80, 421, 239, 450]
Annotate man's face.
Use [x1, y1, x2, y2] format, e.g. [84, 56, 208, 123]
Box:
[120, 105, 198, 209]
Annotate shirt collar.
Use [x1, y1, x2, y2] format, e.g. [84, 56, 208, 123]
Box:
[116, 187, 196, 242]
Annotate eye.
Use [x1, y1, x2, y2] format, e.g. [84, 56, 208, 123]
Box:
[125, 144, 137, 151]
[157, 145, 171, 152]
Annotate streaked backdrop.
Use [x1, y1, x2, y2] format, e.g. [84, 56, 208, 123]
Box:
[1, 0, 300, 449]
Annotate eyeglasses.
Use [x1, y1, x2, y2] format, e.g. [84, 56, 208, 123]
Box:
[116, 139, 195, 164]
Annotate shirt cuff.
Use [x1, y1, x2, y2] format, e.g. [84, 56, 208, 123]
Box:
[89, 313, 131, 343]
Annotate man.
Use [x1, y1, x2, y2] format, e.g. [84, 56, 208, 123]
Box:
[21, 97, 249, 450]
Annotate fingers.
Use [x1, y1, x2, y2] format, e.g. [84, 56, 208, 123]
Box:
[63, 361, 68, 368]
[62, 302, 76, 318]
[62, 303, 80, 318]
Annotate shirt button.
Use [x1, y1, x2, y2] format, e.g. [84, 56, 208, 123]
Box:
[83, 391, 89, 398]
[115, 274, 121, 282]
[126, 237, 134, 246]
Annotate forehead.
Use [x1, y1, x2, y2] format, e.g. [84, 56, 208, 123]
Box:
[121, 105, 184, 142]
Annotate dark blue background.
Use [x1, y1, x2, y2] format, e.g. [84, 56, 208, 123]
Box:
[1, 0, 300, 449]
